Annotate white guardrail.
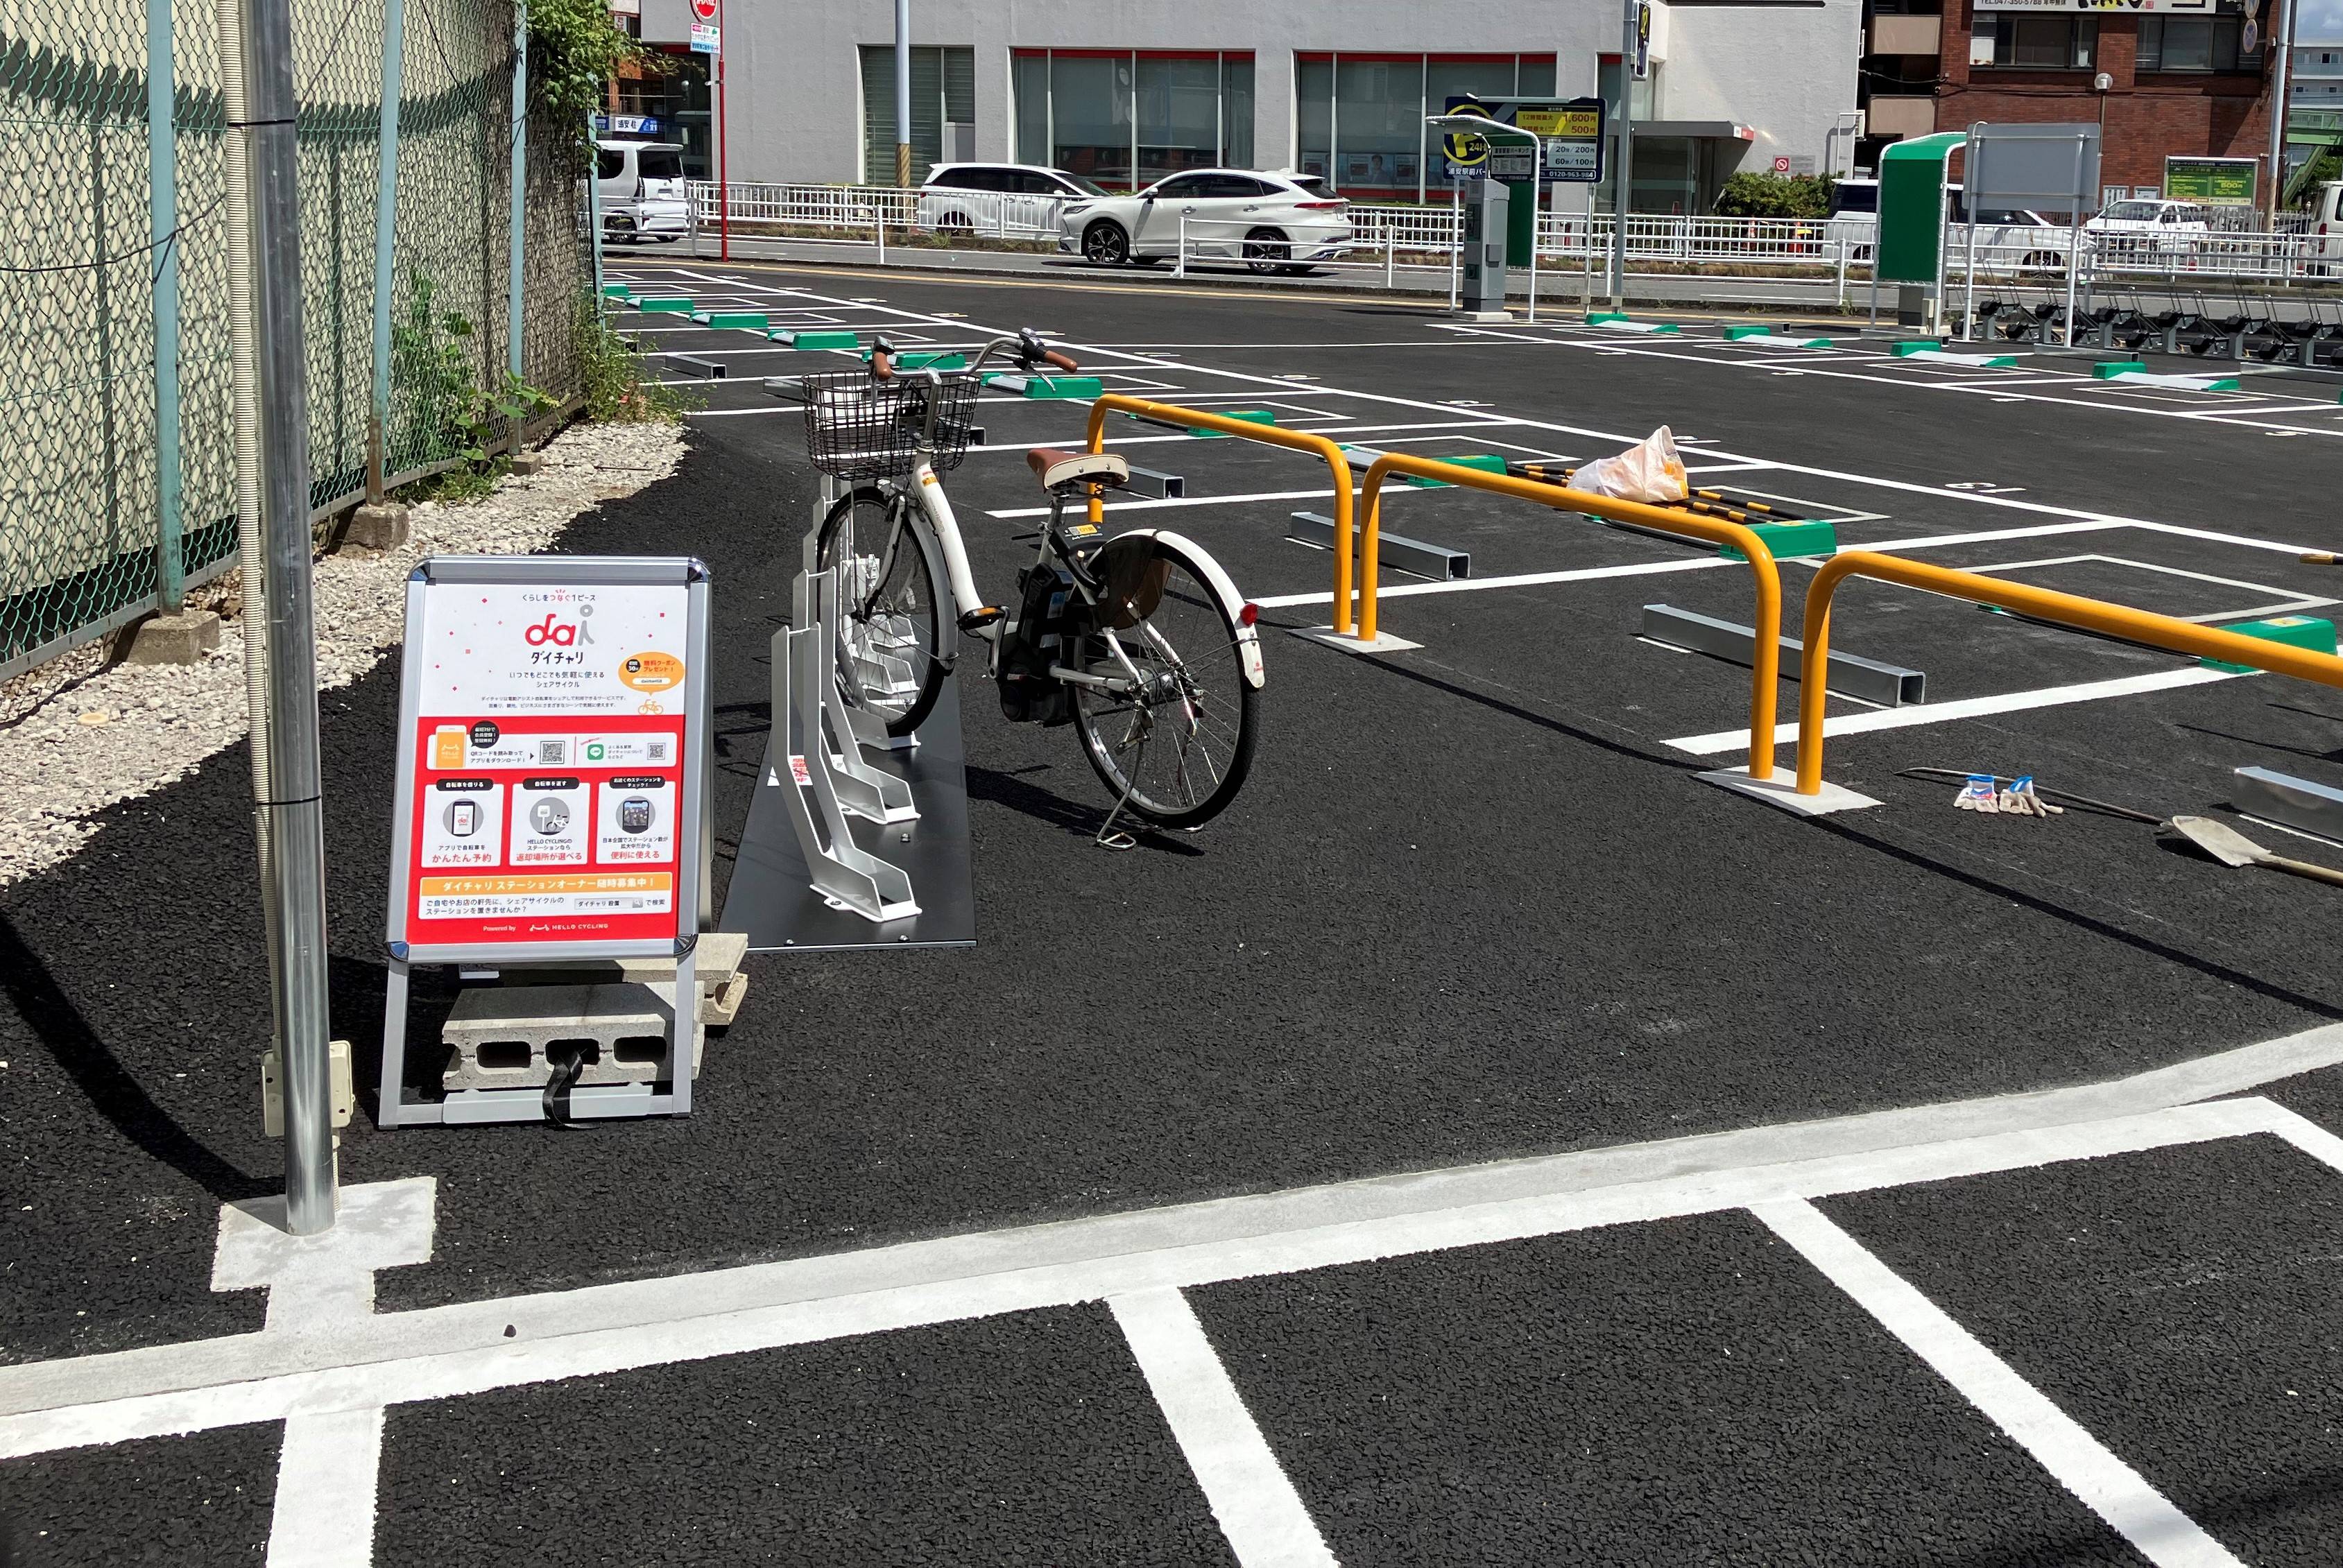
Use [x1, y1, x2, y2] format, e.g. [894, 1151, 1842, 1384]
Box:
[682, 181, 2337, 289]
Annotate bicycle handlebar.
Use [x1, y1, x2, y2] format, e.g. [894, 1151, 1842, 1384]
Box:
[861, 329, 1075, 387]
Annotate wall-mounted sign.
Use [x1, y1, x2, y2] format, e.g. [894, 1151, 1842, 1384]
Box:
[1442, 96, 1606, 184]
[1971, 0, 2240, 12]
[2164, 155, 2258, 205]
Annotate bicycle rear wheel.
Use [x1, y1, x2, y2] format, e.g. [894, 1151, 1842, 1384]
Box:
[814, 486, 948, 736]
[1068, 536, 1259, 829]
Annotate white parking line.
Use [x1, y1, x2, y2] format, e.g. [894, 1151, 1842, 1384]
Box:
[1110, 1290, 1339, 1568]
[1756, 1200, 2244, 1568]
[1664, 667, 2246, 756]
[266, 1406, 387, 1568]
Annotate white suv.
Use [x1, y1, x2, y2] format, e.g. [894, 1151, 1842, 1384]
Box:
[916, 164, 1108, 239]
[594, 141, 689, 244]
[1058, 169, 1353, 273]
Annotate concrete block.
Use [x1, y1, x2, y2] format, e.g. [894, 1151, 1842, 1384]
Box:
[440, 981, 702, 1092]
[508, 452, 547, 476]
[345, 501, 410, 550]
[122, 609, 222, 665]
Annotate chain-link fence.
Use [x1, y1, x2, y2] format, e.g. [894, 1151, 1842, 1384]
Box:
[0, 0, 590, 682]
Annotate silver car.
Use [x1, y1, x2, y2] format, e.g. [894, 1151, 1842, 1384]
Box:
[1058, 169, 1353, 273]
[916, 163, 1110, 240]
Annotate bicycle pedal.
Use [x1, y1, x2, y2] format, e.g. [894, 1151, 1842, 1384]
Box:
[957, 606, 1006, 633]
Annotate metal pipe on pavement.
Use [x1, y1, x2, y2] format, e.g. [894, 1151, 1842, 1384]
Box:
[239, 0, 336, 1233]
[365, 0, 404, 501]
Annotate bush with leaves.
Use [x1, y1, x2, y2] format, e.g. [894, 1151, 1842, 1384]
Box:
[576, 293, 695, 423]
[1712, 172, 1835, 220]
[526, 0, 654, 150]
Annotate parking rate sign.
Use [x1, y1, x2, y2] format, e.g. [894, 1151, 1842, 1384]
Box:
[387, 564, 703, 957]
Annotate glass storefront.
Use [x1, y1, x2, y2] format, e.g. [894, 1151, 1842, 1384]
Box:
[857, 45, 975, 184]
[1295, 53, 1559, 202]
[1013, 51, 1255, 189]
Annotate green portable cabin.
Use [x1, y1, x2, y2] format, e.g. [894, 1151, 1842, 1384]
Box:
[1877, 131, 1966, 285]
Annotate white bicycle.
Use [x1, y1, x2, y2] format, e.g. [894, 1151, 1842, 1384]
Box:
[800, 329, 1264, 829]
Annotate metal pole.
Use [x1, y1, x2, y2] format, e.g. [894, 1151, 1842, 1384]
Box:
[1608, 0, 1636, 306]
[585, 113, 603, 298]
[1449, 180, 1460, 309]
[1526, 139, 1540, 323]
[506, 0, 525, 383]
[1963, 124, 1981, 341]
[1176, 212, 1186, 277]
[716, 17, 728, 257]
[146, 0, 184, 608]
[2267, 0, 2297, 225]
[241, 0, 335, 1234]
[365, 0, 402, 502]
[2063, 132, 2083, 346]
[893, 0, 912, 187]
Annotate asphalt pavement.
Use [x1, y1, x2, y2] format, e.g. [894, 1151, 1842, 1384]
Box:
[7, 259, 2343, 1565]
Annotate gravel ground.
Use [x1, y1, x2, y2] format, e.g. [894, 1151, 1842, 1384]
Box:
[0, 420, 685, 887]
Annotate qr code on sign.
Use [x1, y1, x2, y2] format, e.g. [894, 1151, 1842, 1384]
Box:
[537, 739, 567, 764]
[647, 739, 670, 762]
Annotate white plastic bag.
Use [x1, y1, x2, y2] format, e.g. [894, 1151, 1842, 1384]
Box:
[1572, 426, 1688, 505]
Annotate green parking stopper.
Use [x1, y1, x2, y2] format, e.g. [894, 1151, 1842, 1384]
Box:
[1400, 453, 1509, 488]
[1185, 408, 1276, 438]
[772, 329, 860, 350]
[865, 350, 966, 370]
[1023, 375, 1102, 400]
[636, 296, 692, 313]
[2200, 614, 2338, 673]
[2091, 361, 2149, 379]
[1718, 518, 1839, 562]
[601, 283, 633, 299]
[693, 310, 769, 331]
[1587, 311, 1630, 324]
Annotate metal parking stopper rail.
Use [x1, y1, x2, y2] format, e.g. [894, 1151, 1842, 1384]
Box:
[1792, 553, 2343, 802]
[1083, 393, 1363, 631]
[1350, 451, 1788, 781]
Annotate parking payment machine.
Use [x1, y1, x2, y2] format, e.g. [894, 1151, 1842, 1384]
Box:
[1460, 177, 1510, 318]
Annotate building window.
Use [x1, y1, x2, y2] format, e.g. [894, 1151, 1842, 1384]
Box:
[1968, 15, 2097, 69]
[2136, 17, 2260, 73]
[1009, 51, 1254, 189]
[858, 46, 975, 184]
[1294, 53, 1559, 201]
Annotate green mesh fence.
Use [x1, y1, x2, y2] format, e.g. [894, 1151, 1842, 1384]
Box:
[0, 0, 589, 680]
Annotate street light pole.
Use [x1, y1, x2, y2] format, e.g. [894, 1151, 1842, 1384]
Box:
[894, 0, 912, 187]
[235, 0, 336, 1234]
[1608, 0, 1638, 305]
[2266, 0, 2298, 224]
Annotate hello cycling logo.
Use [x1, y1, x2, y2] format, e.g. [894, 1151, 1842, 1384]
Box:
[524, 602, 597, 648]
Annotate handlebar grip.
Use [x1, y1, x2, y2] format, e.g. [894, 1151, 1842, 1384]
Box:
[1042, 348, 1079, 373]
[869, 347, 895, 381]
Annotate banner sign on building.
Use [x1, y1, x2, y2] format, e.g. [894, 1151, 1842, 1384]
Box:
[386, 556, 710, 963]
[2164, 155, 2258, 205]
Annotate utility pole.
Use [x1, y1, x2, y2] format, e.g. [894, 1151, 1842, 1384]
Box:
[894, 0, 912, 187]
[232, 0, 336, 1233]
[2265, 0, 2297, 224]
[1608, 0, 1641, 304]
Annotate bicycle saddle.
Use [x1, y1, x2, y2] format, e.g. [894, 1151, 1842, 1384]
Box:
[1027, 447, 1129, 492]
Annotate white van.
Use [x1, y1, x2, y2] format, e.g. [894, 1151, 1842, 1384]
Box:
[2311, 180, 2342, 271]
[595, 141, 689, 244]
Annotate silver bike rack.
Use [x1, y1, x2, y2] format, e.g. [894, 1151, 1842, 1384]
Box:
[773, 556, 921, 924]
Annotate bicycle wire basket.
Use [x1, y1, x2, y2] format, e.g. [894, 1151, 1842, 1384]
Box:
[800, 368, 981, 481]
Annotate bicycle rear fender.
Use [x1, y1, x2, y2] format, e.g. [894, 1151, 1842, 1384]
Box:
[1104, 528, 1265, 690]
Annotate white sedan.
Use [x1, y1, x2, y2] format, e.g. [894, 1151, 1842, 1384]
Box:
[1058, 169, 1353, 273]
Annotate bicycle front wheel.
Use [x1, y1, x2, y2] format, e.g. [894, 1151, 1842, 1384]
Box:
[1068, 536, 1260, 829]
[814, 486, 948, 736]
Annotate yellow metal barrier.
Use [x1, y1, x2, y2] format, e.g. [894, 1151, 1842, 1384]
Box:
[1083, 395, 1364, 631]
[1794, 551, 2343, 795]
[1355, 451, 1789, 781]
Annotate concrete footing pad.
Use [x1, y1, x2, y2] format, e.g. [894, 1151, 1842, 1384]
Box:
[345, 501, 411, 551]
[1289, 625, 1423, 655]
[1699, 764, 1882, 816]
[121, 610, 222, 665]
